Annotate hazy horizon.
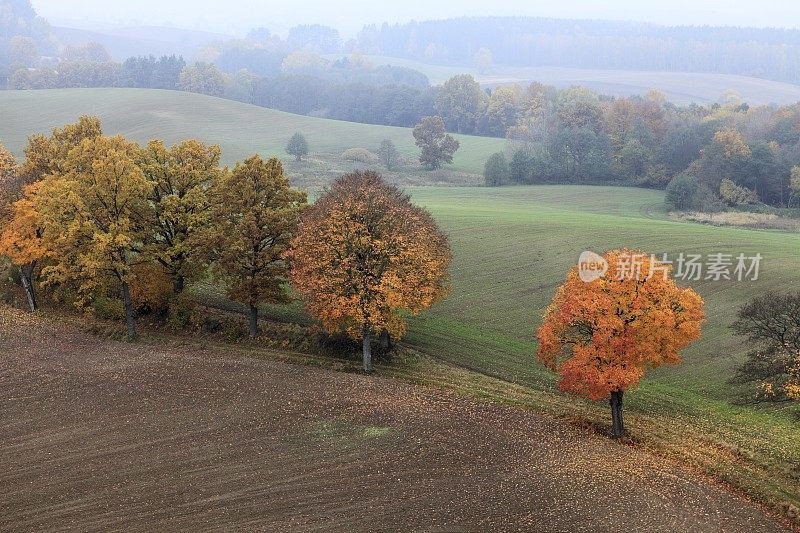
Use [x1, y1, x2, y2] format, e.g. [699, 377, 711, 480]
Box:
[32, 0, 800, 38]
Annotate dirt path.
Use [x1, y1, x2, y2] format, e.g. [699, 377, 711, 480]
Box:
[0, 309, 786, 532]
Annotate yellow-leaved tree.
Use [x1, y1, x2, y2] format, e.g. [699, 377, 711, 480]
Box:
[0, 116, 103, 312]
[537, 249, 705, 437]
[140, 139, 221, 294]
[286, 171, 452, 373]
[205, 155, 307, 338]
[34, 134, 153, 339]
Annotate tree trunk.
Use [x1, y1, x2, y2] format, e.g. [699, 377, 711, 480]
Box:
[121, 281, 137, 340]
[362, 323, 372, 373]
[173, 275, 185, 295]
[379, 330, 391, 351]
[249, 305, 259, 338]
[19, 264, 37, 312]
[609, 390, 625, 438]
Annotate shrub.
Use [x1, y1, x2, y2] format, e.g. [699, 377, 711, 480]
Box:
[93, 296, 125, 320]
[636, 164, 670, 189]
[665, 173, 700, 211]
[719, 178, 759, 206]
[130, 263, 173, 314]
[341, 147, 379, 164]
[168, 293, 199, 330]
[484, 152, 509, 186]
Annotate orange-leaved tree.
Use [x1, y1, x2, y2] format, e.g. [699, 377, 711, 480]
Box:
[286, 171, 452, 373]
[537, 249, 705, 438]
[0, 143, 39, 311]
[205, 155, 307, 338]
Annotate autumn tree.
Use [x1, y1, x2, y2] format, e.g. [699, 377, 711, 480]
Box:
[286, 171, 452, 373]
[178, 62, 226, 96]
[790, 166, 800, 207]
[485, 85, 521, 137]
[140, 139, 221, 294]
[413, 116, 460, 170]
[34, 135, 153, 339]
[20, 115, 103, 184]
[206, 155, 306, 338]
[537, 249, 705, 437]
[0, 143, 23, 224]
[0, 116, 103, 312]
[0, 144, 39, 311]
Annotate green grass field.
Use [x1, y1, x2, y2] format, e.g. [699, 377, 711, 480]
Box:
[326, 54, 800, 105]
[0, 88, 503, 177]
[397, 186, 799, 514]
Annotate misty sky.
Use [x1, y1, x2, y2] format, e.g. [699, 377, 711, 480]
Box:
[31, 0, 800, 37]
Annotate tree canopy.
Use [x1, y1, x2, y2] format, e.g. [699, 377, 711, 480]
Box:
[205, 155, 307, 338]
[537, 249, 705, 437]
[286, 171, 451, 372]
[286, 132, 309, 161]
[413, 116, 460, 170]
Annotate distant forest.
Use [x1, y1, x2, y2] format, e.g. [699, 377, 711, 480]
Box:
[355, 17, 800, 83]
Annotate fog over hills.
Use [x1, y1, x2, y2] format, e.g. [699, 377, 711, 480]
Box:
[30, 0, 800, 36]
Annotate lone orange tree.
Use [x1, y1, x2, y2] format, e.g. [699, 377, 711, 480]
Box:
[287, 171, 452, 373]
[537, 249, 705, 438]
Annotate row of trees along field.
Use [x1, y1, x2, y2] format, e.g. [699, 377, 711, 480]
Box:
[0, 117, 452, 373]
[0, 117, 717, 437]
[1, 119, 795, 431]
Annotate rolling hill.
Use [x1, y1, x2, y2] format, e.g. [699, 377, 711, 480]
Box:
[0, 88, 504, 176]
[0, 88, 797, 519]
[401, 185, 800, 516]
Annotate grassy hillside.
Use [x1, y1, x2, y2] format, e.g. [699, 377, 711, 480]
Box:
[407, 185, 800, 392]
[198, 184, 798, 515]
[0, 89, 503, 179]
[0, 87, 796, 516]
[398, 186, 799, 514]
[327, 54, 800, 105]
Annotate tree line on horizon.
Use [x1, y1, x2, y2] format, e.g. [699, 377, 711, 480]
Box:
[0, 117, 452, 373]
[357, 17, 800, 84]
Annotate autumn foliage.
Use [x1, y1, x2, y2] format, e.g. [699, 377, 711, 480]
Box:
[205, 155, 307, 338]
[140, 139, 221, 294]
[286, 171, 451, 371]
[0, 117, 310, 340]
[537, 249, 705, 435]
[0, 118, 453, 355]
